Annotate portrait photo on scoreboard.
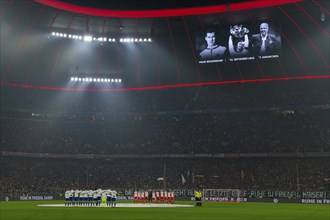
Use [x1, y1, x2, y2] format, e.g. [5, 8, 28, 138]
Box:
[227, 24, 254, 61]
[196, 22, 282, 63]
[248, 21, 282, 59]
[196, 27, 228, 64]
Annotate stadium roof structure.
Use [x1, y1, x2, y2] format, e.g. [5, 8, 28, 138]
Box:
[0, 0, 329, 91]
[33, 0, 304, 18]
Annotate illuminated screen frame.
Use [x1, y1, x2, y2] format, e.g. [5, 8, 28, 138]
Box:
[196, 22, 282, 64]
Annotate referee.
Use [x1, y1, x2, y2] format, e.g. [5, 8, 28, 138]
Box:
[195, 189, 202, 207]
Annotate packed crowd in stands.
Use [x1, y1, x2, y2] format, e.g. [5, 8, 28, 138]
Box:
[0, 157, 328, 196]
[1, 110, 329, 154]
[0, 79, 329, 196]
[1, 79, 329, 113]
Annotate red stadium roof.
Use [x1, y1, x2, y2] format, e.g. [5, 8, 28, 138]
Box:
[34, 0, 304, 18]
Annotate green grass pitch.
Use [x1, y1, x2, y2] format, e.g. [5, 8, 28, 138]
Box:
[0, 200, 329, 220]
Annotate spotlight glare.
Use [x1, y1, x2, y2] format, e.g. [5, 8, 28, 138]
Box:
[118, 79, 122, 82]
[139, 38, 142, 42]
[148, 38, 152, 42]
[112, 38, 116, 42]
[111, 79, 114, 82]
[78, 36, 82, 40]
[52, 32, 55, 36]
[84, 35, 92, 42]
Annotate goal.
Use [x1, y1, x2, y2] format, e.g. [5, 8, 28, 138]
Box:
[202, 189, 244, 202]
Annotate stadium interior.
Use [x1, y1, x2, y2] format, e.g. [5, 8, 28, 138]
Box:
[0, 0, 329, 213]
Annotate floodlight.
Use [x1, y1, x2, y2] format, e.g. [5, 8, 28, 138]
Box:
[84, 35, 92, 42]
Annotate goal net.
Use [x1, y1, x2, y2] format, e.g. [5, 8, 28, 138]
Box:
[202, 189, 245, 202]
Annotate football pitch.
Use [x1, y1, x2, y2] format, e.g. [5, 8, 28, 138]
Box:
[0, 200, 329, 220]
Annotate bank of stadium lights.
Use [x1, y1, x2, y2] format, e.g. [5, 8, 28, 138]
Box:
[119, 38, 152, 43]
[50, 32, 151, 43]
[70, 77, 122, 83]
[51, 32, 116, 42]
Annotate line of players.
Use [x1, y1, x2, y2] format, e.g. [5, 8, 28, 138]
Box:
[64, 189, 117, 207]
[134, 191, 175, 204]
